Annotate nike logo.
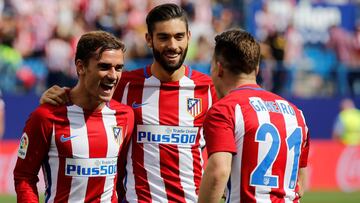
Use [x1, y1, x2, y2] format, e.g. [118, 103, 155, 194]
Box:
[132, 101, 148, 109]
[60, 134, 79, 142]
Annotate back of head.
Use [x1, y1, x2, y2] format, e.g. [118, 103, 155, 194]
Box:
[214, 29, 260, 75]
[146, 3, 188, 35]
[75, 31, 125, 66]
[340, 98, 355, 111]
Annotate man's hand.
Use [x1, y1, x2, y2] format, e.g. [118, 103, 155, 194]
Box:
[39, 85, 70, 105]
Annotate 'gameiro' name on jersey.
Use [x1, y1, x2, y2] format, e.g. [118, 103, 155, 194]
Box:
[249, 97, 295, 116]
[137, 125, 198, 145]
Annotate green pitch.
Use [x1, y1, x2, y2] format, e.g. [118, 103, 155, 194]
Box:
[301, 191, 360, 203]
[1, 191, 359, 202]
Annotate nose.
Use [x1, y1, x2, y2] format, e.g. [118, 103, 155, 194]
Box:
[167, 37, 177, 50]
[107, 67, 118, 80]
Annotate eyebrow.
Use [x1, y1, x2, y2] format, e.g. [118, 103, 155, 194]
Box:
[156, 32, 186, 36]
[97, 62, 124, 69]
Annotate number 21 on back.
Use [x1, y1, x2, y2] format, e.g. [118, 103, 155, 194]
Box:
[250, 123, 302, 189]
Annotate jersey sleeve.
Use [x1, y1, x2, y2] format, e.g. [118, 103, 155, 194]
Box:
[13, 106, 53, 202]
[116, 105, 135, 200]
[299, 130, 310, 168]
[203, 103, 237, 156]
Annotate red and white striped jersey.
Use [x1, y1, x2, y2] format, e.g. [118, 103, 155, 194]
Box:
[114, 66, 217, 203]
[204, 84, 310, 203]
[13, 100, 134, 203]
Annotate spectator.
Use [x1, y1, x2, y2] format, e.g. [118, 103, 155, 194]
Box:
[327, 25, 354, 96]
[332, 98, 360, 145]
[45, 31, 76, 88]
[265, 30, 287, 95]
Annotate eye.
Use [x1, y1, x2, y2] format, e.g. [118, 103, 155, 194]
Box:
[175, 34, 185, 40]
[114, 65, 123, 72]
[157, 34, 169, 41]
[98, 63, 112, 70]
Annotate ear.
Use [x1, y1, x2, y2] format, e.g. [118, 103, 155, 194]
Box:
[187, 30, 191, 41]
[145, 33, 152, 48]
[217, 61, 224, 77]
[255, 65, 260, 75]
[75, 59, 85, 76]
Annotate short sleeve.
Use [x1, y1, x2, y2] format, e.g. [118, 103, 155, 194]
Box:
[203, 103, 237, 156]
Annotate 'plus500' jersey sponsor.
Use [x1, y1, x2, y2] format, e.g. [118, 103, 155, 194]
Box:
[137, 125, 199, 145]
[65, 157, 117, 177]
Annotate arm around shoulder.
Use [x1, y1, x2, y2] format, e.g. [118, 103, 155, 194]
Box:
[39, 85, 70, 105]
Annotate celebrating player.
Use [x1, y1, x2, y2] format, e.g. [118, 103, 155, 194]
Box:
[198, 29, 310, 203]
[13, 31, 134, 202]
[40, 3, 217, 203]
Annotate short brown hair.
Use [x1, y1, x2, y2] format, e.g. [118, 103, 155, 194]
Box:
[75, 31, 125, 65]
[214, 29, 260, 75]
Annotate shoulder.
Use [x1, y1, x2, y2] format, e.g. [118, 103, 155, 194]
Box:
[109, 100, 134, 115]
[188, 68, 213, 84]
[31, 103, 64, 118]
[121, 68, 146, 81]
[211, 94, 237, 111]
[26, 104, 67, 126]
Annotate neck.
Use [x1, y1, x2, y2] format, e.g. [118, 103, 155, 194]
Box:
[151, 62, 185, 82]
[222, 75, 257, 97]
[70, 84, 105, 111]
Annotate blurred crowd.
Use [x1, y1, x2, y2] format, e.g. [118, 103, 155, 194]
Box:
[255, 0, 360, 97]
[1, 0, 360, 97]
[0, 0, 239, 94]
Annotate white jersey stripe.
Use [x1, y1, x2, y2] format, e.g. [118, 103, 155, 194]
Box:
[47, 125, 59, 203]
[121, 82, 130, 104]
[229, 104, 245, 203]
[250, 97, 272, 203]
[278, 100, 298, 202]
[207, 85, 212, 110]
[124, 140, 137, 202]
[123, 81, 138, 202]
[226, 105, 245, 202]
[179, 76, 197, 203]
[101, 106, 118, 202]
[142, 76, 168, 203]
[67, 105, 89, 202]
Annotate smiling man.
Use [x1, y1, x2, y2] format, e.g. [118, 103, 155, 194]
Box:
[112, 4, 217, 202]
[13, 31, 134, 202]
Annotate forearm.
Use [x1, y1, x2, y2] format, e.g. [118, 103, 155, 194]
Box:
[198, 152, 232, 203]
[298, 167, 308, 197]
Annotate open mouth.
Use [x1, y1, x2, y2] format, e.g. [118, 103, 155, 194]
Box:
[100, 83, 115, 93]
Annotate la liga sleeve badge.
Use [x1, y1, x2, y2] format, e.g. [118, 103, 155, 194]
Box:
[18, 132, 29, 159]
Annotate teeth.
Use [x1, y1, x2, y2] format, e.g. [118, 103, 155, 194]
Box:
[165, 52, 179, 58]
[102, 83, 114, 87]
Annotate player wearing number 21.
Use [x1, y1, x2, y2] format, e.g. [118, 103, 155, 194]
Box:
[198, 29, 310, 203]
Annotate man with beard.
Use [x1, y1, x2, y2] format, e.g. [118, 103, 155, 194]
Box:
[40, 3, 217, 203]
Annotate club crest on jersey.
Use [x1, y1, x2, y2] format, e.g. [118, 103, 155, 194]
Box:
[113, 126, 123, 146]
[18, 132, 29, 159]
[187, 98, 202, 117]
